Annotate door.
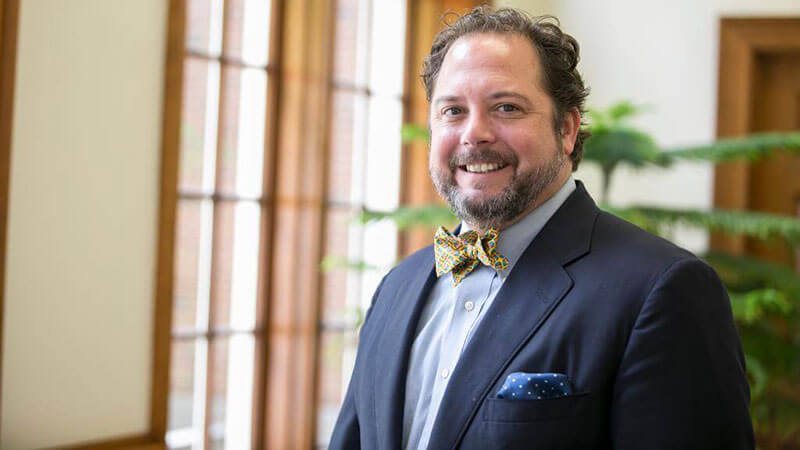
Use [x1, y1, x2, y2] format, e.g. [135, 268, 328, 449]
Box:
[749, 51, 800, 266]
[714, 18, 800, 270]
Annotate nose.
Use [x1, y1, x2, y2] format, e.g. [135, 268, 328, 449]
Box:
[461, 110, 495, 148]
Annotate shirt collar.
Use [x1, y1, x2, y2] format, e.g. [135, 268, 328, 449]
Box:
[460, 175, 576, 277]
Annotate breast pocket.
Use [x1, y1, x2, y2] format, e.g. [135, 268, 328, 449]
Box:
[478, 392, 593, 450]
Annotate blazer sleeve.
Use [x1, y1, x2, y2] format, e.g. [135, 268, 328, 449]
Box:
[610, 258, 754, 450]
[328, 274, 388, 450]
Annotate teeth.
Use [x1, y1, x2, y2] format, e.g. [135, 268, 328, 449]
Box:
[465, 163, 503, 173]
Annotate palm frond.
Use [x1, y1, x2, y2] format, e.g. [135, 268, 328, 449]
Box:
[702, 252, 800, 300]
[357, 204, 457, 230]
[603, 205, 800, 245]
[584, 100, 651, 133]
[582, 128, 668, 168]
[667, 132, 800, 163]
[746, 354, 768, 400]
[402, 123, 430, 143]
[729, 289, 793, 324]
[320, 255, 380, 273]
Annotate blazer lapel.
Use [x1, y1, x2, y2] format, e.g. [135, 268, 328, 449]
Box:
[425, 182, 599, 450]
[373, 248, 438, 450]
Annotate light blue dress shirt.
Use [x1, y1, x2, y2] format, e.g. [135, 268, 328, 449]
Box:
[401, 176, 576, 450]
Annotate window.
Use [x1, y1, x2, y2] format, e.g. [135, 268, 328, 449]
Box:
[316, 0, 407, 446]
[163, 0, 274, 448]
[157, 0, 406, 448]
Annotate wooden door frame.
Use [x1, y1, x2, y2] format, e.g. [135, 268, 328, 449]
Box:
[0, 0, 20, 437]
[713, 17, 800, 254]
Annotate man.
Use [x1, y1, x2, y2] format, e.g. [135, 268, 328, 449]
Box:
[330, 7, 753, 450]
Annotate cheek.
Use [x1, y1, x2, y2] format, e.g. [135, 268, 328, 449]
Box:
[430, 127, 460, 165]
[496, 125, 555, 164]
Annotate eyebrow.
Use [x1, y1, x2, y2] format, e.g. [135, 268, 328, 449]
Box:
[432, 91, 531, 105]
[432, 95, 462, 105]
[488, 91, 530, 102]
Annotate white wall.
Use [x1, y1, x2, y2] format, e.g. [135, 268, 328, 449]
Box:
[1, 1, 167, 448]
[499, 0, 800, 252]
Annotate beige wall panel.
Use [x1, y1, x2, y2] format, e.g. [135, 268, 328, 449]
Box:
[1, 0, 167, 447]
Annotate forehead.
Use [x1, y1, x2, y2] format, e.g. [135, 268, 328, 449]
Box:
[435, 32, 544, 95]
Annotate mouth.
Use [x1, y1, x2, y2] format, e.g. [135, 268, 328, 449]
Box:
[459, 162, 510, 174]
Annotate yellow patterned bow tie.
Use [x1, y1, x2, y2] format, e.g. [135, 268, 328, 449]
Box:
[433, 226, 509, 286]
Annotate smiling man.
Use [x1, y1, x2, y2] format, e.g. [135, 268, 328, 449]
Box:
[330, 7, 753, 450]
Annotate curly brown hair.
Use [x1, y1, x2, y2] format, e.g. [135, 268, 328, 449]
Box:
[422, 6, 590, 170]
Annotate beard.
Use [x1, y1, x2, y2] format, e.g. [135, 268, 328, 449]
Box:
[430, 145, 567, 231]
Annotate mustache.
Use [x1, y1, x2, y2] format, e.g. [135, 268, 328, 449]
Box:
[449, 148, 518, 170]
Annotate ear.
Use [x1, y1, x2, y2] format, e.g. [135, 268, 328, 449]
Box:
[560, 107, 581, 155]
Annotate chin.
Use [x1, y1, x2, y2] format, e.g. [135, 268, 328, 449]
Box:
[459, 186, 506, 200]
[458, 192, 505, 213]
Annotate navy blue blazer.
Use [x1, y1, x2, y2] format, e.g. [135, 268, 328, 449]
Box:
[330, 181, 753, 450]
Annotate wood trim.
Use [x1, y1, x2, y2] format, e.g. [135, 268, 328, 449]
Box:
[251, 0, 283, 446]
[307, 1, 337, 448]
[0, 0, 20, 436]
[201, 0, 235, 446]
[262, 0, 334, 447]
[712, 18, 800, 254]
[60, 434, 162, 450]
[150, 0, 186, 441]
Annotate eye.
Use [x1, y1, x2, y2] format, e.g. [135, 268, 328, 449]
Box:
[442, 106, 463, 117]
[496, 103, 520, 113]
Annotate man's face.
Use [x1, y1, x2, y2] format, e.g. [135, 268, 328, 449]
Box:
[428, 33, 577, 231]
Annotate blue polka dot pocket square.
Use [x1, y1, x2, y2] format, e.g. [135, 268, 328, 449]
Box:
[496, 372, 573, 400]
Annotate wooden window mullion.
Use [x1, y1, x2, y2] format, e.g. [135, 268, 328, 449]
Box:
[201, 0, 234, 446]
[249, 0, 284, 447]
[251, 119, 275, 449]
[248, 3, 284, 447]
[262, 0, 334, 448]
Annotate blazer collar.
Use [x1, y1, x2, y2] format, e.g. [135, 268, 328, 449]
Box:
[372, 181, 598, 450]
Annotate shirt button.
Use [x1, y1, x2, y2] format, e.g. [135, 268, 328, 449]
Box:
[441, 369, 450, 379]
[464, 300, 475, 311]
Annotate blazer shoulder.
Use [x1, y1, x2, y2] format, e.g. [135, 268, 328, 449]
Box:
[593, 210, 698, 267]
[586, 210, 722, 303]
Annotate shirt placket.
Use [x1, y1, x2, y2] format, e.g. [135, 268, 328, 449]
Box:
[417, 272, 487, 447]
[435, 268, 493, 386]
